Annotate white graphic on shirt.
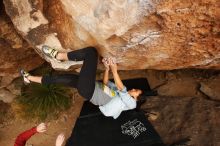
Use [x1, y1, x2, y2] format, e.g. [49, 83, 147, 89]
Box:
[121, 119, 146, 139]
[103, 85, 115, 96]
[99, 83, 116, 97]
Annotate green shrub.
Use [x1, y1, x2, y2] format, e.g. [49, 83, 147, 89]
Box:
[16, 83, 72, 121]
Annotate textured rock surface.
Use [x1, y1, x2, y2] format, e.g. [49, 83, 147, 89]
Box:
[0, 88, 16, 103]
[0, 1, 44, 102]
[145, 69, 220, 99]
[0, 1, 44, 83]
[200, 77, 220, 101]
[2, 0, 220, 70]
[142, 96, 220, 146]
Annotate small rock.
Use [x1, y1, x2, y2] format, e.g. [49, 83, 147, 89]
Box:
[6, 78, 23, 95]
[0, 88, 16, 103]
[0, 76, 14, 88]
[200, 79, 220, 101]
[61, 114, 68, 123]
[146, 111, 159, 121]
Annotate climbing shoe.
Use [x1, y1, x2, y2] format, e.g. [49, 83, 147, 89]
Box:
[42, 45, 60, 62]
[20, 69, 30, 84]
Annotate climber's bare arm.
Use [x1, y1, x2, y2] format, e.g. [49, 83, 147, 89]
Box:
[102, 58, 110, 85]
[110, 60, 124, 91]
[103, 69, 109, 85]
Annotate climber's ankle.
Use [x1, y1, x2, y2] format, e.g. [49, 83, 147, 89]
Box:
[55, 52, 62, 60]
[56, 52, 68, 61]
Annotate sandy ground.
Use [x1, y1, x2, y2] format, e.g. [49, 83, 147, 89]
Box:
[0, 94, 84, 146]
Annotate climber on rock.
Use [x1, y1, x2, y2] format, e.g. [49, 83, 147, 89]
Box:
[20, 45, 143, 119]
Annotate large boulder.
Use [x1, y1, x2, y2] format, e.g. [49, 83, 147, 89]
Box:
[0, 1, 44, 102]
[0, 1, 44, 87]
[2, 0, 220, 70]
[141, 96, 220, 146]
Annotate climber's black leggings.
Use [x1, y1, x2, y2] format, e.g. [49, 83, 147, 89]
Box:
[41, 47, 98, 100]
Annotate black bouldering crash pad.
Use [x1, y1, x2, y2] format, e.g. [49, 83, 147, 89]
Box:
[65, 78, 163, 146]
[65, 102, 164, 146]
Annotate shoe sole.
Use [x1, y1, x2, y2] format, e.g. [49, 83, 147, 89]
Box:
[20, 69, 30, 85]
